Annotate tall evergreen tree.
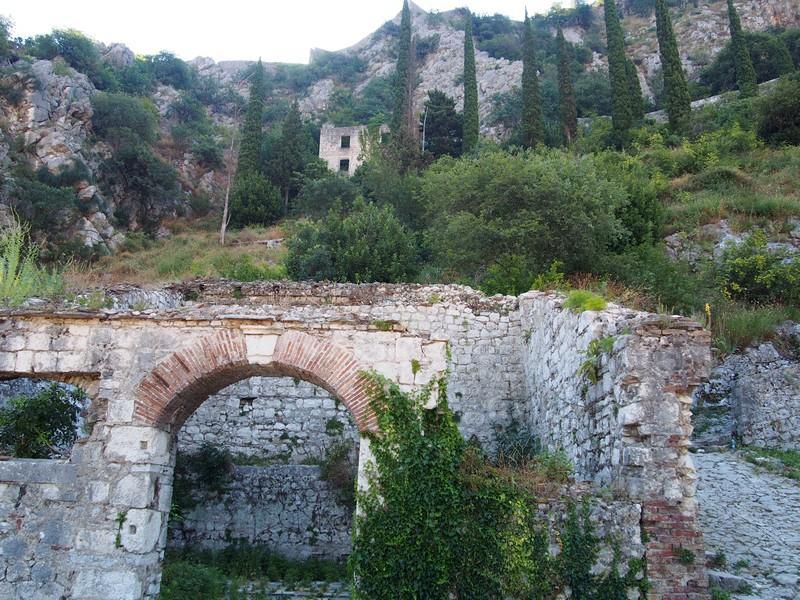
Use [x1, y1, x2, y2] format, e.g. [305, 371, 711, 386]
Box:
[521, 10, 544, 148]
[556, 27, 578, 144]
[229, 59, 281, 228]
[237, 59, 265, 176]
[604, 0, 633, 140]
[625, 57, 645, 119]
[655, 0, 692, 133]
[392, 0, 414, 136]
[267, 102, 307, 215]
[727, 0, 758, 97]
[424, 90, 463, 159]
[462, 12, 480, 153]
[390, 0, 419, 172]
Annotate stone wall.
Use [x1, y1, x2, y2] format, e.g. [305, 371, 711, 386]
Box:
[519, 291, 712, 599]
[0, 281, 712, 599]
[169, 465, 353, 560]
[177, 377, 359, 463]
[318, 124, 387, 176]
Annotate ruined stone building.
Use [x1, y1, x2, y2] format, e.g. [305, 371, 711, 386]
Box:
[0, 281, 712, 599]
[318, 123, 389, 176]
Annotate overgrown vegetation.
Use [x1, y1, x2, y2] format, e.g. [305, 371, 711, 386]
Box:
[0, 384, 84, 458]
[351, 373, 647, 598]
[741, 446, 800, 481]
[160, 543, 347, 600]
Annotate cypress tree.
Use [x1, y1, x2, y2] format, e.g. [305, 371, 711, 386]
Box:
[727, 0, 758, 97]
[267, 102, 307, 215]
[392, 0, 414, 136]
[604, 0, 633, 140]
[626, 57, 645, 119]
[237, 59, 265, 176]
[556, 27, 578, 144]
[655, 0, 692, 133]
[462, 12, 480, 153]
[521, 10, 544, 148]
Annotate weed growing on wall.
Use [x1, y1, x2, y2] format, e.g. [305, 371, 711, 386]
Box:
[350, 373, 647, 598]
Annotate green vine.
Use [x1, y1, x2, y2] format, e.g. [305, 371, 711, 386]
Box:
[350, 373, 647, 598]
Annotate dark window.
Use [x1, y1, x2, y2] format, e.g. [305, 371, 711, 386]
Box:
[341, 135, 351, 149]
[339, 159, 350, 173]
[380, 132, 390, 145]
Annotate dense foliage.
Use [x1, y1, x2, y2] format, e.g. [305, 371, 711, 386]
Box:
[351, 374, 646, 598]
[756, 73, 800, 145]
[605, 0, 636, 142]
[422, 90, 462, 159]
[726, 0, 758, 97]
[557, 28, 578, 143]
[0, 384, 84, 458]
[286, 199, 417, 283]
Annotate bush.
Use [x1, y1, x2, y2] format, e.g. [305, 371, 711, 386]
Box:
[228, 172, 282, 228]
[0, 384, 84, 458]
[287, 199, 418, 283]
[420, 149, 627, 284]
[91, 92, 158, 144]
[10, 176, 76, 232]
[145, 51, 194, 89]
[24, 29, 115, 89]
[295, 175, 358, 218]
[564, 289, 608, 312]
[158, 561, 226, 600]
[757, 75, 800, 146]
[717, 230, 799, 305]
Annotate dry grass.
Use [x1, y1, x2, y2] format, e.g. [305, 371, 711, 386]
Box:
[65, 218, 286, 288]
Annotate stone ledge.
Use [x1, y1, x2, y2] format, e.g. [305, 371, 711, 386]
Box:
[0, 459, 77, 484]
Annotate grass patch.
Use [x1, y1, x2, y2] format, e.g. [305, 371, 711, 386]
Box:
[65, 219, 286, 286]
[164, 542, 347, 589]
[563, 289, 608, 313]
[711, 303, 798, 355]
[741, 446, 800, 481]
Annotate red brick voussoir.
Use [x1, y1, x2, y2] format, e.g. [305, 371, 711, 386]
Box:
[133, 328, 377, 433]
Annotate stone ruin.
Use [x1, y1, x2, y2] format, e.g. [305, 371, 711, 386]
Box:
[0, 281, 711, 599]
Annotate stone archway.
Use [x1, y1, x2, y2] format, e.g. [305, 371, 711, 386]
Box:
[133, 329, 377, 432]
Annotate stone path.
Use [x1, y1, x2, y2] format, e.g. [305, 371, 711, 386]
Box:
[695, 451, 800, 599]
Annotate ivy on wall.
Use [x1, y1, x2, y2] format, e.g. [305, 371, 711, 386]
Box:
[350, 373, 648, 598]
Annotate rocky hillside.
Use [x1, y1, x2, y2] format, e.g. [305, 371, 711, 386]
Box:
[1, 0, 799, 256]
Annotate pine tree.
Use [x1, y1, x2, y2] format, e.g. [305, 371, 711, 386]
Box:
[604, 0, 633, 140]
[727, 0, 758, 97]
[462, 12, 480, 153]
[521, 10, 544, 148]
[237, 59, 265, 176]
[625, 57, 645, 119]
[556, 27, 578, 144]
[655, 0, 692, 133]
[267, 102, 307, 215]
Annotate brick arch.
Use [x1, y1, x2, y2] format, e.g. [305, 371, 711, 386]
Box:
[133, 329, 377, 432]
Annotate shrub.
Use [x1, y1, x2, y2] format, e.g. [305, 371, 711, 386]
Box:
[228, 171, 282, 228]
[158, 561, 226, 600]
[91, 92, 158, 144]
[421, 149, 627, 283]
[712, 304, 797, 355]
[10, 176, 76, 233]
[295, 175, 358, 219]
[24, 29, 115, 89]
[319, 442, 356, 509]
[0, 384, 84, 458]
[480, 254, 535, 296]
[145, 51, 194, 89]
[564, 289, 608, 312]
[718, 230, 799, 305]
[286, 199, 418, 283]
[757, 75, 800, 146]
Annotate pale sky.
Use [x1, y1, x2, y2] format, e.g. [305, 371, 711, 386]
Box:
[3, 0, 568, 64]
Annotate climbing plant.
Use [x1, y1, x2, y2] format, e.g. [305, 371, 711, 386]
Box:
[350, 373, 647, 598]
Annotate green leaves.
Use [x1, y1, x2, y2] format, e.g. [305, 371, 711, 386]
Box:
[0, 384, 84, 458]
